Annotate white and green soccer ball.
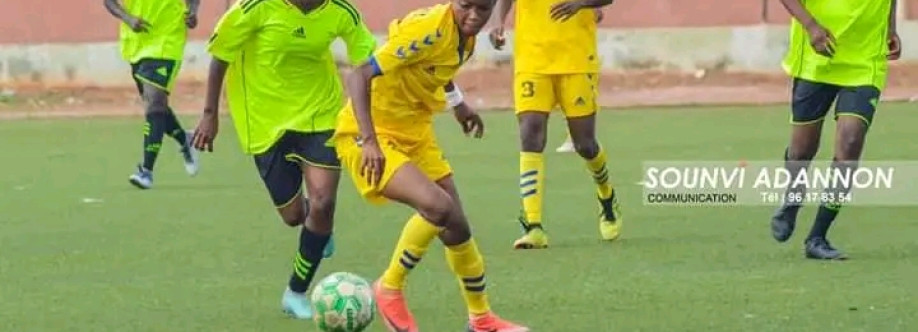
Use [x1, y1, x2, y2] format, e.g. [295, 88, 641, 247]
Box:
[311, 272, 375, 332]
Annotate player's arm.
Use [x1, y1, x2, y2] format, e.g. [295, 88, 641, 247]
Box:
[345, 24, 431, 145]
[345, 24, 433, 184]
[103, 0, 149, 32]
[338, 10, 377, 66]
[550, 0, 614, 22]
[185, 0, 200, 28]
[488, 0, 514, 49]
[778, 0, 820, 30]
[779, 0, 835, 57]
[888, 0, 901, 60]
[445, 81, 484, 138]
[185, 0, 200, 14]
[193, 3, 263, 152]
[493, 0, 514, 27]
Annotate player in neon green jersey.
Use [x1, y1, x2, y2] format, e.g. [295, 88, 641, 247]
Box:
[190, 0, 375, 319]
[104, 0, 201, 189]
[771, 0, 901, 260]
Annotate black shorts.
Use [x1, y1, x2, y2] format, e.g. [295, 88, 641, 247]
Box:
[131, 58, 180, 95]
[791, 78, 881, 126]
[254, 131, 341, 207]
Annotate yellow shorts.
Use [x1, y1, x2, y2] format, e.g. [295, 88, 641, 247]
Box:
[514, 72, 599, 117]
[334, 134, 453, 204]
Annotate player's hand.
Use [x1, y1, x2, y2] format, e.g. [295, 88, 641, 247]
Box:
[805, 24, 835, 58]
[193, 111, 219, 152]
[550, 0, 586, 22]
[888, 32, 901, 60]
[594, 8, 604, 23]
[185, 11, 198, 29]
[126, 16, 151, 33]
[488, 26, 506, 50]
[359, 138, 386, 187]
[453, 103, 485, 138]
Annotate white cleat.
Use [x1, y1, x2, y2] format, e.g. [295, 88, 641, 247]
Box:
[555, 140, 575, 153]
[181, 131, 200, 176]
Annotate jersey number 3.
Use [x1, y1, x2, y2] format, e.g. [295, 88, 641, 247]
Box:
[521, 81, 535, 98]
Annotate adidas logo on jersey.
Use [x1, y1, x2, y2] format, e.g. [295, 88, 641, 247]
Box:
[291, 27, 306, 37]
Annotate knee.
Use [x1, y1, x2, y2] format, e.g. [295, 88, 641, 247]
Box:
[146, 99, 168, 115]
[836, 135, 863, 160]
[309, 193, 336, 223]
[281, 211, 307, 227]
[417, 191, 455, 227]
[518, 118, 546, 151]
[144, 93, 169, 115]
[787, 145, 817, 161]
[573, 138, 599, 159]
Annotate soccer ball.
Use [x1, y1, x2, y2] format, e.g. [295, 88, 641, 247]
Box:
[311, 272, 375, 332]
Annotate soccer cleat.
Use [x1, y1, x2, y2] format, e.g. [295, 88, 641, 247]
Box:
[804, 237, 847, 260]
[770, 205, 799, 242]
[323, 236, 335, 259]
[374, 280, 418, 332]
[181, 131, 200, 176]
[128, 165, 153, 189]
[555, 139, 575, 153]
[281, 287, 314, 319]
[598, 196, 622, 241]
[467, 312, 530, 332]
[513, 217, 549, 249]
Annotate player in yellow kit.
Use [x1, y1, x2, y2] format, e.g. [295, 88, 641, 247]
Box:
[490, 0, 620, 249]
[333, 1, 529, 331]
[105, 0, 201, 190]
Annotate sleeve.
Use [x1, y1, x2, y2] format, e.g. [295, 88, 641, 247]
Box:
[206, 2, 263, 63]
[339, 19, 377, 66]
[370, 20, 440, 76]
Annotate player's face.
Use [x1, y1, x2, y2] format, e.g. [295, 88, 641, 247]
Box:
[452, 0, 496, 36]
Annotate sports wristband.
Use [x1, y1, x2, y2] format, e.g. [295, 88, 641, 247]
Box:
[446, 87, 464, 108]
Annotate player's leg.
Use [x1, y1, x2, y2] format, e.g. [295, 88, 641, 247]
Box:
[129, 60, 171, 189]
[513, 73, 554, 249]
[155, 60, 199, 176]
[560, 73, 621, 241]
[803, 86, 879, 260]
[128, 59, 197, 189]
[335, 136, 527, 331]
[252, 132, 328, 319]
[376, 165, 527, 332]
[771, 78, 837, 242]
[434, 176, 528, 332]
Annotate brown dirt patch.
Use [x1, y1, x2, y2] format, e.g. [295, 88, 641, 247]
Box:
[2, 63, 917, 119]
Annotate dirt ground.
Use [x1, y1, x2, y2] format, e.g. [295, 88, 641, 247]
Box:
[1, 63, 916, 120]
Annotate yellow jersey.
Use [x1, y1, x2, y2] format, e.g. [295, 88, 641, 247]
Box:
[119, 0, 187, 63]
[335, 3, 475, 144]
[514, 0, 599, 74]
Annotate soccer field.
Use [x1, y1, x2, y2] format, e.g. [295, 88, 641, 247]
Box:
[2, 104, 917, 332]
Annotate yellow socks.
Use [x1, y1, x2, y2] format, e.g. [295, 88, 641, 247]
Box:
[586, 146, 615, 200]
[445, 238, 491, 315]
[519, 152, 545, 226]
[380, 214, 440, 290]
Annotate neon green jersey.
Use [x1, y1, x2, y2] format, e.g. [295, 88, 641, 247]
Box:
[119, 0, 188, 63]
[783, 0, 891, 89]
[208, 0, 376, 155]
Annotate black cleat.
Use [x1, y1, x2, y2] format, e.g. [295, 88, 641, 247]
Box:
[805, 237, 847, 260]
[770, 206, 799, 242]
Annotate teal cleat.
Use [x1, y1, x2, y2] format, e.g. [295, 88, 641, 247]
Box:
[323, 236, 335, 258]
[281, 287, 315, 319]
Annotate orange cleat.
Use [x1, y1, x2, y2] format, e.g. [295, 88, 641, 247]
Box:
[373, 280, 418, 332]
[467, 312, 530, 332]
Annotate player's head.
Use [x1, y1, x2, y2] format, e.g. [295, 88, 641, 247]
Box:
[451, 0, 496, 37]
